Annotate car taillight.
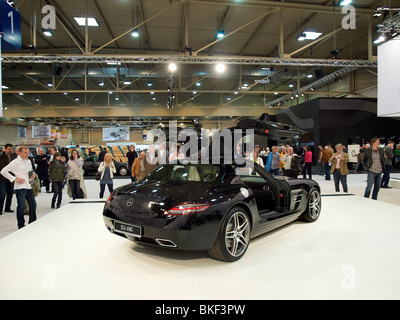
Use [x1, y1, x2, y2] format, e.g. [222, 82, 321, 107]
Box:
[165, 203, 210, 216]
[105, 195, 113, 206]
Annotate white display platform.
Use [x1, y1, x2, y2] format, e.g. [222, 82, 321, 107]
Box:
[1, 194, 400, 300]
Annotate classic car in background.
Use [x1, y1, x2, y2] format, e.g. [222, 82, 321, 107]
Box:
[82, 155, 129, 176]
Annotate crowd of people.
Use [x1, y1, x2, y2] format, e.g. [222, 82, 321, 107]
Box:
[0, 139, 397, 230]
[0, 144, 90, 229]
[249, 139, 396, 200]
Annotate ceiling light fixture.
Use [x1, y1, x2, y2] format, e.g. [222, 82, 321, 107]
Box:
[42, 29, 53, 37]
[217, 30, 225, 39]
[168, 63, 177, 72]
[373, 35, 386, 44]
[216, 63, 226, 73]
[74, 17, 99, 27]
[298, 31, 322, 41]
[339, 0, 352, 6]
[131, 29, 139, 38]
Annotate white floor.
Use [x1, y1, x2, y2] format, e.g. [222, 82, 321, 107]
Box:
[0, 173, 400, 300]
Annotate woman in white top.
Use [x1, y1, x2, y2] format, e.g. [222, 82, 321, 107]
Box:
[253, 150, 264, 166]
[169, 144, 184, 162]
[66, 149, 87, 200]
[98, 153, 116, 198]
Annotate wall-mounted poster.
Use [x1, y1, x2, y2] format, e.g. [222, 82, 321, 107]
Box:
[51, 129, 57, 138]
[102, 127, 130, 141]
[32, 125, 51, 138]
[18, 127, 26, 138]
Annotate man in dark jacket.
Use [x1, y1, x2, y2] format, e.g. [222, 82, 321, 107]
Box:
[126, 145, 138, 182]
[362, 138, 385, 200]
[35, 147, 50, 193]
[381, 141, 395, 188]
[0, 143, 16, 214]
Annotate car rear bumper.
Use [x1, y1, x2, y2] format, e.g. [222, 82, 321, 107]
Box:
[103, 215, 221, 250]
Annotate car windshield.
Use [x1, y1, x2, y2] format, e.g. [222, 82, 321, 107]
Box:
[146, 164, 224, 183]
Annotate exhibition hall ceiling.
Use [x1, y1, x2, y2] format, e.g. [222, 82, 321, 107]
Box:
[1, 0, 399, 130]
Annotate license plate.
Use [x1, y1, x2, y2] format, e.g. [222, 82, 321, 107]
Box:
[114, 221, 141, 237]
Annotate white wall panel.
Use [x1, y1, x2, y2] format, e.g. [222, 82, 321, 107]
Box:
[377, 36, 400, 117]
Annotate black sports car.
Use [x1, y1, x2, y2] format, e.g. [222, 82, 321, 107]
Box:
[82, 155, 129, 176]
[103, 161, 321, 262]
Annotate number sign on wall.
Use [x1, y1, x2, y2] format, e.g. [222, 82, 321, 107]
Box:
[0, 0, 22, 51]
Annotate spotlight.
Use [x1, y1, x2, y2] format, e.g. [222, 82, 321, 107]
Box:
[373, 35, 386, 44]
[131, 29, 139, 38]
[373, 11, 382, 17]
[216, 63, 225, 73]
[331, 49, 339, 59]
[217, 30, 225, 39]
[42, 29, 53, 37]
[168, 63, 177, 72]
[147, 81, 152, 87]
[184, 45, 192, 56]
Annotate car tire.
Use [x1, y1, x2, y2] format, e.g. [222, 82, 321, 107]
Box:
[118, 166, 128, 176]
[300, 187, 321, 222]
[207, 206, 251, 262]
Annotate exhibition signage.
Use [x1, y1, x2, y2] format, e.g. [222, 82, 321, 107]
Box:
[0, 0, 22, 51]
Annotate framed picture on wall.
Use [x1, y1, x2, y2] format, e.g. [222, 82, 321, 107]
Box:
[18, 127, 26, 138]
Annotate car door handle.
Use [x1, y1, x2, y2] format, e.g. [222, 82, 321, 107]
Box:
[263, 185, 270, 192]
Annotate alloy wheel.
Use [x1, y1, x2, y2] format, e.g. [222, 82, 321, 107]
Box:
[225, 211, 250, 258]
[308, 190, 321, 220]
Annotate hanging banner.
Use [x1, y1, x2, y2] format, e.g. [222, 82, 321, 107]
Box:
[51, 129, 57, 138]
[32, 125, 51, 138]
[102, 127, 130, 141]
[61, 130, 67, 139]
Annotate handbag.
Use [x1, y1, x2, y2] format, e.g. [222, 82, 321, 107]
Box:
[95, 171, 101, 181]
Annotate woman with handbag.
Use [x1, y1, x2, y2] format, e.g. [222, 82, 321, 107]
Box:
[98, 153, 116, 198]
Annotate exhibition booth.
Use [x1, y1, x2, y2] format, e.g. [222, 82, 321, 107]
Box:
[1, 175, 400, 300]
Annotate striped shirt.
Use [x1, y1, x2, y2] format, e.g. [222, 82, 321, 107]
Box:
[0, 155, 33, 190]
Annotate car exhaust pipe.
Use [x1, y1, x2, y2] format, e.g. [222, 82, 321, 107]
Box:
[155, 238, 177, 248]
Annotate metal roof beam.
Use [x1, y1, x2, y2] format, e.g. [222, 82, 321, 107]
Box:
[1, 55, 377, 68]
[189, 0, 374, 15]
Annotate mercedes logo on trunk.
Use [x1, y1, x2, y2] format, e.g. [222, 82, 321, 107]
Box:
[126, 198, 134, 207]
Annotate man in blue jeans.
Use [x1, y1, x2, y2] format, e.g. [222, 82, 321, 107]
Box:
[0, 146, 37, 229]
[361, 138, 385, 200]
[0, 143, 16, 214]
